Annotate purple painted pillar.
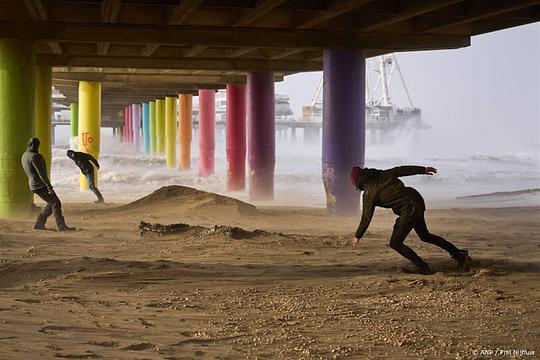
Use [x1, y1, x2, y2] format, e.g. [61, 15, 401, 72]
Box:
[247, 72, 275, 201]
[132, 103, 141, 152]
[322, 49, 365, 215]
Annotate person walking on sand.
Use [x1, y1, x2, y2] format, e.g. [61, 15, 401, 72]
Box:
[66, 150, 104, 203]
[21, 137, 75, 231]
[350, 165, 470, 275]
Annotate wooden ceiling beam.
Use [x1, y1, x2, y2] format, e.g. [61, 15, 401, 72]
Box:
[99, 0, 122, 58]
[269, 48, 306, 60]
[228, 47, 258, 58]
[38, 54, 323, 72]
[52, 73, 249, 83]
[418, 0, 540, 33]
[101, 0, 122, 23]
[357, 0, 463, 32]
[168, 0, 204, 25]
[22, 0, 48, 21]
[295, 0, 374, 29]
[234, 0, 288, 27]
[184, 45, 208, 57]
[0, 22, 470, 50]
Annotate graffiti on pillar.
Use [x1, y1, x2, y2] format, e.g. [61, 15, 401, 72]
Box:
[81, 132, 94, 153]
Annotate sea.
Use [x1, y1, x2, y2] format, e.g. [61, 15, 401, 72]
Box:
[50, 126, 540, 209]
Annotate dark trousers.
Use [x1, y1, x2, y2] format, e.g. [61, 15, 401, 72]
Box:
[389, 213, 460, 265]
[85, 171, 104, 202]
[34, 188, 65, 227]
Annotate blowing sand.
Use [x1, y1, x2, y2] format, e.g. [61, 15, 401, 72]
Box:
[0, 186, 538, 359]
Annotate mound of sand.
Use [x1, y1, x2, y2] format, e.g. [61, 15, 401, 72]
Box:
[109, 186, 257, 215]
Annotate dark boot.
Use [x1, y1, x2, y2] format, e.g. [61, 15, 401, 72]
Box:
[33, 214, 48, 230]
[414, 261, 432, 275]
[57, 216, 76, 232]
[401, 261, 432, 275]
[452, 249, 471, 270]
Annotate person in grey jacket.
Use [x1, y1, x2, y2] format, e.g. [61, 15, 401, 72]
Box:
[350, 165, 470, 274]
[21, 137, 75, 231]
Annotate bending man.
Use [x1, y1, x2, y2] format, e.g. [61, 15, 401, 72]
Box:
[350, 165, 470, 274]
[67, 150, 104, 203]
[21, 137, 75, 231]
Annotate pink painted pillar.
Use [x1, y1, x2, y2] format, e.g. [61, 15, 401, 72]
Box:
[132, 103, 141, 152]
[226, 83, 246, 191]
[198, 89, 215, 176]
[247, 72, 275, 200]
[123, 106, 129, 142]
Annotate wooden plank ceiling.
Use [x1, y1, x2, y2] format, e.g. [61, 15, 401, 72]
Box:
[1, 0, 538, 117]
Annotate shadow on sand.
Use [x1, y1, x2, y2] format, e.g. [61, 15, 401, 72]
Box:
[0, 256, 538, 289]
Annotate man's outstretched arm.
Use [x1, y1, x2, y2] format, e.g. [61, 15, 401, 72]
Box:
[385, 165, 437, 177]
[354, 193, 376, 240]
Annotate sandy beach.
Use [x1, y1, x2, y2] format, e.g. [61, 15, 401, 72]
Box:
[0, 186, 538, 359]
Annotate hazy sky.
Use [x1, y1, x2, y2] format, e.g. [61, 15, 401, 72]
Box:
[275, 22, 540, 156]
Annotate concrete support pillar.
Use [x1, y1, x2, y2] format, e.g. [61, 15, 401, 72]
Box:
[78, 81, 101, 190]
[142, 102, 150, 155]
[198, 89, 215, 176]
[70, 103, 78, 149]
[291, 127, 296, 142]
[0, 39, 35, 217]
[34, 65, 52, 175]
[322, 49, 365, 215]
[247, 72, 275, 200]
[156, 99, 165, 156]
[226, 83, 246, 191]
[165, 96, 177, 168]
[178, 94, 193, 170]
[132, 103, 141, 152]
[149, 101, 156, 155]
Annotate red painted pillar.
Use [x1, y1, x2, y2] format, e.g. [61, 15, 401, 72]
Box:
[198, 89, 215, 176]
[247, 72, 275, 200]
[226, 83, 246, 191]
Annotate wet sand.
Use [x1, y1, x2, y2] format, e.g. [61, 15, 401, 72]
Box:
[0, 186, 538, 359]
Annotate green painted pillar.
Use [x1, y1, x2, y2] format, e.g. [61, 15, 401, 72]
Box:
[0, 39, 35, 218]
[149, 100, 156, 155]
[35, 65, 52, 175]
[69, 102, 78, 149]
[156, 98, 165, 156]
[165, 96, 177, 168]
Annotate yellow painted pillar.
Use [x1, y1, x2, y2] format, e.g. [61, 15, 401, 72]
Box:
[149, 101, 156, 155]
[165, 96, 177, 168]
[156, 98, 165, 156]
[78, 81, 101, 190]
[178, 94, 193, 170]
[0, 39, 35, 218]
[35, 65, 52, 176]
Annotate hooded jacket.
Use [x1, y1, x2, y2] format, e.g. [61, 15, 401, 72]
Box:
[21, 138, 53, 192]
[67, 150, 100, 175]
[353, 166, 427, 239]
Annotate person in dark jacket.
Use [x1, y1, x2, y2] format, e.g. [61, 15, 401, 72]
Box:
[350, 165, 470, 274]
[66, 150, 104, 203]
[21, 137, 75, 231]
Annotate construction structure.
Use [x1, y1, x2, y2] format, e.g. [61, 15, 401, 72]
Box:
[0, 0, 538, 216]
